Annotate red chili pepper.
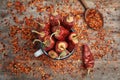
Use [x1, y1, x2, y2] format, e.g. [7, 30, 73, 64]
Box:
[40, 22, 50, 32]
[49, 12, 61, 27]
[82, 44, 94, 74]
[67, 41, 75, 52]
[62, 15, 74, 30]
[32, 35, 55, 52]
[43, 35, 55, 51]
[32, 30, 49, 41]
[32, 22, 50, 41]
[51, 26, 69, 40]
[35, 21, 50, 32]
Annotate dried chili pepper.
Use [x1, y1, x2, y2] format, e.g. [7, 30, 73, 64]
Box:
[82, 44, 94, 74]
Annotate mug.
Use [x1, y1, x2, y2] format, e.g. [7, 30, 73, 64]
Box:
[34, 41, 75, 60]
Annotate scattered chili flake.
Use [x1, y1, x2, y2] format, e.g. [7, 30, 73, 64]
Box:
[13, 15, 20, 23]
[21, 27, 33, 40]
[14, 1, 26, 13]
[23, 16, 38, 28]
[11, 37, 20, 54]
[7, 1, 13, 7]
[7, 61, 31, 74]
[41, 73, 52, 80]
[36, 5, 46, 12]
[9, 25, 20, 37]
[0, 42, 5, 52]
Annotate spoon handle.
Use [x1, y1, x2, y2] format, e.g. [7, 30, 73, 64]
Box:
[79, 0, 89, 10]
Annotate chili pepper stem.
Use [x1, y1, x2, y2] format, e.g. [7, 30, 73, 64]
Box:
[52, 10, 58, 16]
[53, 4, 59, 16]
[33, 39, 45, 44]
[87, 68, 91, 75]
[73, 35, 79, 39]
[58, 47, 70, 58]
[35, 21, 45, 27]
[66, 16, 73, 23]
[32, 30, 45, 37]
[33, 39, 42, 44]
[50, 30, 59, 40]
[50, 32, 56, 40]
[62, 47, 70, 54]
[58, 20, 60, 26]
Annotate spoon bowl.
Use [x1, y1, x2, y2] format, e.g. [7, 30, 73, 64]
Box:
[79, 0, 103, 30]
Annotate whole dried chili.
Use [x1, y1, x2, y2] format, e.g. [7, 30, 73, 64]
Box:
[82, 44, 94, 74]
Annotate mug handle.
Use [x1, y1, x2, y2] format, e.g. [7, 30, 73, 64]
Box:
[34, 49, 44, 57]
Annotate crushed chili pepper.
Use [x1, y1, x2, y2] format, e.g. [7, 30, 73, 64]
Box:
[11, 37, 20, 54]
[7, 1, 13, 7]
[0, 42, 5, 52]
[13, 15, 20, 23]
[14, 1, 26, 13]
[85, 9, 103, 30]
[7, 61, 31, 74]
